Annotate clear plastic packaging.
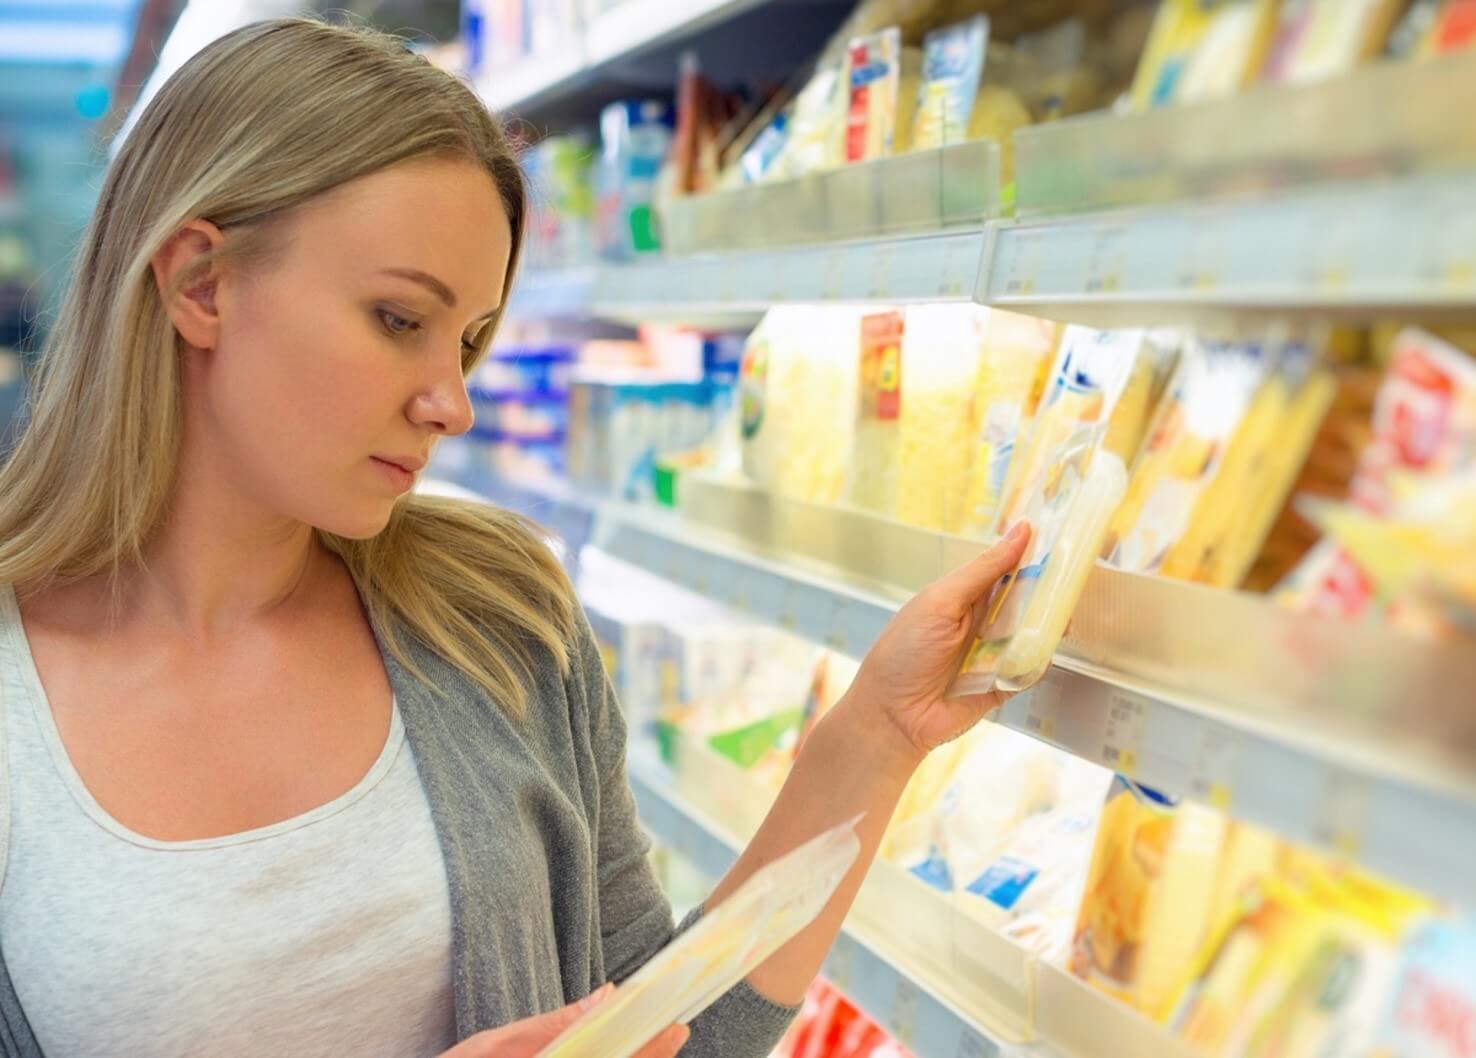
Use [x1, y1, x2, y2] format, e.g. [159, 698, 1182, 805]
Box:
[740, 307, 862, 504]
[846, 310, 905, 518]
[953, 327, 1143, 695]
[895, 304, 983, 533]
[844, 27, 903, 163]
[538, 817, 862, 1058]
[910, 16, 990, 151]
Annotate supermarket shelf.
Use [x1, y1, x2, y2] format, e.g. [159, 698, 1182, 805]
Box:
[476, 42, 586, 113]
[628, 734, 1199, 1058]
[585, 486, 1476, 909]
[626, 748, 1043, 1058]
[663, 141, 1002, 256]
[506, 265, 598, 321]
[1014, 54, 1476, 217]
[985, 174, 1476, 328]
[587, 229, 991, 325]
[510, 176, 1476, 327]
[475, 0, 850, 120]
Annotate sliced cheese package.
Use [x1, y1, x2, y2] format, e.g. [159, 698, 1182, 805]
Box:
[953, 327, 1141, 696]
[538, 816, 861, 1058]
[846, 309, 906, 518]
[1070, 777, 1228, 1021]
[1281, 327, 1476, 618]
[1174, 0, 1280, 104]
[1105, 334, 1275, 577]
[1260, 0, 1407, 83]
[961, 308, 1061, 537]
[960, 756, 1113, 962]
[740, 306, 863, 505]
[844, 27, 903, 163]
[895, 304, 982, 533]
[911, 15, 990, 151]
[1130, 0, 1225, 109]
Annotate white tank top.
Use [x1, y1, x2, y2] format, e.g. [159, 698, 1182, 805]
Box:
[0, 587, 458, 1057]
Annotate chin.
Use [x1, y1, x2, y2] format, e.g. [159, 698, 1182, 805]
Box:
[313, 501, 398, 541]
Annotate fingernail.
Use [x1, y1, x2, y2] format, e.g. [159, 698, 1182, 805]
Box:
[1005, 521, 1029, 542]
[579, 984, 614, 1011]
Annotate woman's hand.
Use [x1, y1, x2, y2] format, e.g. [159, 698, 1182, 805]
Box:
[438, 984, 689, 1058]
[845, 522, 1031, 766]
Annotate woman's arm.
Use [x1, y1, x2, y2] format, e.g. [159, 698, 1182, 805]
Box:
[710, 523, 1030, 1005]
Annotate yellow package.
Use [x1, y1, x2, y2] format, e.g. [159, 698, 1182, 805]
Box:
[1260, 0, 1408, 83]
[895, 304, 983, 532]
[1071, 777, 1228, 1020]
[1105, 335, 1273, 578]
[1203, 339, 1336, 589]
[739, 306, 862, 504]
[1174, 0, 1281, 104]
[961, 309, 1061, 536]
[1130, 0, 1224, 109]
[847, 310, 906, 518]
[844, 27, 903, 163]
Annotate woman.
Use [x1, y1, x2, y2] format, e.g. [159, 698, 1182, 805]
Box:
[0, 18, 1029, 1058]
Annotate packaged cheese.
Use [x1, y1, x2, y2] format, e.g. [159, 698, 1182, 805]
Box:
[844, 28, 904, 163]
[911, 16, 990, 151]
[961, 309, 1061, 536]
[1070, 777, 1228, 1021]
[846, 310, 905, 518]
[541, 816, 861, 1058]
[895, 304, 982, 532]
[1130, 0, 1225, 109]
[954, 327, 1142, 695]
[1261, 0, 1407, 83]
[1283, 328, 1476, 618]
[1105, 334, 1274, 577]
[1174, 0, 1280, 104]
[740, 307, 863, 504]
[1373, 918, 1476, 1058]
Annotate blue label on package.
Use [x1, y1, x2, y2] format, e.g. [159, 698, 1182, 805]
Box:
[966, 856, 1039, 910]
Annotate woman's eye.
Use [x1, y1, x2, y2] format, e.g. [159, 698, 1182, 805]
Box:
[376, 308, 419, 336]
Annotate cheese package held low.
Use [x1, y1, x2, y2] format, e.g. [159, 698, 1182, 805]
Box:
[538, 817, 862, 1058]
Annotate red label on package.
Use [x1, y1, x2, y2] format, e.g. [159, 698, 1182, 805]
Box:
[859, 312, 903, 422]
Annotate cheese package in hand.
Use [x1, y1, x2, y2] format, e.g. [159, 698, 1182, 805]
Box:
[538, 816, 862, 1058]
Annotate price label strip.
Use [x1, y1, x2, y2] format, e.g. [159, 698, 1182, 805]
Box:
[1100, 691, 1148, 778]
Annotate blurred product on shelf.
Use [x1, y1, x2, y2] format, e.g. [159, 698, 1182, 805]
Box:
[1370, 916, 1476, 1058]
[843, 28, 910, 163]
[888, 723, 1112, 961]
[596, 100, 674, 259]
[775, 980, 915, 1058]
[740, 306, 864, 506]
[911, 16, 990, 150]
[523, 135, 595, 270]
[567, 326, 742, 501]
[1071, 776, 1444, 1058]
[1279, 327, 1476, 632]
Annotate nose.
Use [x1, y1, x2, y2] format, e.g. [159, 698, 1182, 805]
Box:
[406, 354, 474, 437]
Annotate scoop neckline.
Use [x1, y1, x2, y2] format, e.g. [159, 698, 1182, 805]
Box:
[0, 583, 405, 852]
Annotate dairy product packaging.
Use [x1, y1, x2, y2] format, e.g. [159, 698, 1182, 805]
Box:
[952, 326, 1141, 696]
[538, 816, 862, 1058]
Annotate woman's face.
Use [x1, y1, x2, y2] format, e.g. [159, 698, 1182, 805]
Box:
[194, 156, 510, 539]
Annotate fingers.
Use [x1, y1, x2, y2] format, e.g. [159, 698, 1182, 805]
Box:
[632, 1024, 691, 1058]
[932, 521, 1032, 617]
[540, 983, 615, 1036]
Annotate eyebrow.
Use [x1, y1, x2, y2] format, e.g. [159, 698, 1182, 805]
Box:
[380, 267, 500, 320]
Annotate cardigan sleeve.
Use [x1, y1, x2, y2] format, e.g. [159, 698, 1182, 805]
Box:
[575, 613, 800, 1058]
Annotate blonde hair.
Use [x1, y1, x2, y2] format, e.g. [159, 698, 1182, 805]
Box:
[0, 17, 577, 716]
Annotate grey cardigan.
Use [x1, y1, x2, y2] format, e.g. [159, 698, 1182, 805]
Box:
[0, 608, 798, 1057]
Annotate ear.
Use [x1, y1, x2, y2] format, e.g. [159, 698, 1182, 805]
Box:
[151, 219, 226, 351]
